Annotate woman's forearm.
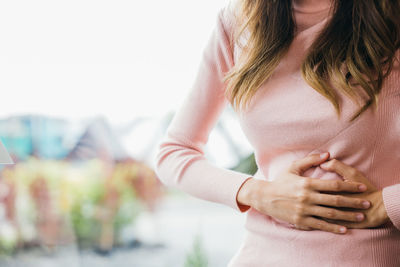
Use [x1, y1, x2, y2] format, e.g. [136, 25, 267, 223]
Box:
[236, 177, 259, 211]
[382, 183, 400, 230]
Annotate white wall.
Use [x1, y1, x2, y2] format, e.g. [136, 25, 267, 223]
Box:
[0, 0, 228, 124]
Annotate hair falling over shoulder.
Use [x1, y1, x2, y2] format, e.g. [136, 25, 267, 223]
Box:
[223, 0, 400, 122]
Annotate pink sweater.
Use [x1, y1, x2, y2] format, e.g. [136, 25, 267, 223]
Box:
[154, 1, 400, 266]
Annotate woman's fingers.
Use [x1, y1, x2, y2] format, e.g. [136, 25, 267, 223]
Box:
[304, 205, 365, 222]
[265, 153, 377, 234]
[300, 216, 347, 234]
[307, 178, 367, 193]
[289, 152, 330, 175]
[320, 159, 378, 191]
[309, 192, 371, 209]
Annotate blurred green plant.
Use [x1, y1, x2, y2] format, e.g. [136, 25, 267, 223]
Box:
[0, 223, 18, 256]
[0, 157, 164, 254]
[184, 234, 208, 267]
[232, 153, 257, 175]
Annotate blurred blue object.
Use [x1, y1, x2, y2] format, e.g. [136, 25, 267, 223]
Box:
[0, 115, 131, 163]
[0, 115, 69, 160]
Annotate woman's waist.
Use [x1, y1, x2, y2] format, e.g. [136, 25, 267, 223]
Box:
[244, 207, 400, 262]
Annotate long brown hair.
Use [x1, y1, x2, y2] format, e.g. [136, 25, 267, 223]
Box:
[224, 0, 400, 122]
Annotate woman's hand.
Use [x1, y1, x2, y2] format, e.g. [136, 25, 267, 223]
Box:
[319, 159, 390, 229]
[237, 152, 371, 234]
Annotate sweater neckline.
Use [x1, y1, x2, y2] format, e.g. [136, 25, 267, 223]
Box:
[292, 0, 333, 14]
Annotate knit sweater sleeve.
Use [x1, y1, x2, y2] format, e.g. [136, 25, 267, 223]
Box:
[153, 6, 252, 213]
[382, 184, 400, 230]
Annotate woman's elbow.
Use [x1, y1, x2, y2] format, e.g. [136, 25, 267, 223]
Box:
[153, 143, 175, 187]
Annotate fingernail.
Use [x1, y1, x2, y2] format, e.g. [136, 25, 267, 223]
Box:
[356, 213, 364, 221]
[362, 201, 370, 208]
[320, 152, 329, 158]
[358, 184, 367, 191]
[340, 227, 347, 233]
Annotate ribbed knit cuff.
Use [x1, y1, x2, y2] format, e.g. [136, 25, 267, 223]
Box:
[382, 184, 400, 231]
[235, 176, 253, 213]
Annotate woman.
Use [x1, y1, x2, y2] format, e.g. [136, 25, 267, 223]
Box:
[154, 0, 400, 266]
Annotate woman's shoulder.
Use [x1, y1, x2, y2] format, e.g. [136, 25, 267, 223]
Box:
[221, 0, 251, 39]
[380, 48, 400, 98]
[218, 0, 249, 64]
[219, 0, 241, 30]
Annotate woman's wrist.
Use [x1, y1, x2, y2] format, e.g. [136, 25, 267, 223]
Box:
[237, 177, 259, 209]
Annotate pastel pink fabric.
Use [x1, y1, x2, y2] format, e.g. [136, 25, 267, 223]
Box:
[154, 1, 400, 266]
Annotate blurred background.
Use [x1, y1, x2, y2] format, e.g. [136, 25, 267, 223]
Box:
[0, 0, 257, 266]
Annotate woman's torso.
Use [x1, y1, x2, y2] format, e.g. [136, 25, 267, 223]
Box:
[228, 1, 400, 266]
